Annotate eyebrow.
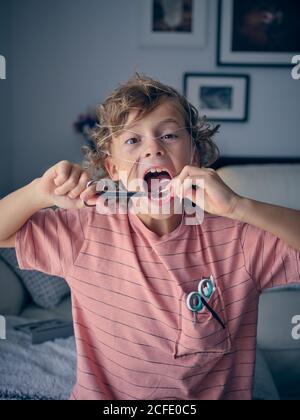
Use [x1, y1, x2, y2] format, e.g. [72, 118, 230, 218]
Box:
[124, 118, 182, 132]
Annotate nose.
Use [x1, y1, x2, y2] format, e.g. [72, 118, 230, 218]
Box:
[143, 136, 165, 159]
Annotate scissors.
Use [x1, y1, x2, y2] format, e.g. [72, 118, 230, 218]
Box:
[83, 180, 199, 208]
[186, 276, 225, 329]
[82, 180, 165, 208]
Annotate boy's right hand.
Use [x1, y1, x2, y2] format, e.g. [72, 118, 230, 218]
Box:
[35, 161, 96, 209]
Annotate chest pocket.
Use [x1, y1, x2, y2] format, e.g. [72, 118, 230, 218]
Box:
[174, 277, 231, 358]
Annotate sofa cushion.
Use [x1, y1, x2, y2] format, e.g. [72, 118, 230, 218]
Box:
[0, 248, 70, 310]
[217, 164, 300, 210]
[257, 287, 300, 399]
[0, 258, 29, 316]
[20, 296, 72, 321]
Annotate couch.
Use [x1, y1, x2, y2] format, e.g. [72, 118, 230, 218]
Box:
[216, 160, 300, 400]
[1, 158, 300, 400]
[0, 258, 72, 322]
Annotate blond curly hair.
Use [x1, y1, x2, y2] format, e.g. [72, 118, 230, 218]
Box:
[82, 73, 220, 178]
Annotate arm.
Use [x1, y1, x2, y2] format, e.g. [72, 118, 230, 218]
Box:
[0, 161, 96, 248]
[0, 178, 48, 248]
[170, 165, 300, 253]
[230, 198, 300, 253]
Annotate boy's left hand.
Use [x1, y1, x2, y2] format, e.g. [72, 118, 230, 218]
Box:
[168, 165, 242, 219]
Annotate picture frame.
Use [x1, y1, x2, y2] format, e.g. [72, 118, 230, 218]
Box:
[217, 0, 300, 67]
[184, 73, 250, 122]
[139, 0, 207, 48]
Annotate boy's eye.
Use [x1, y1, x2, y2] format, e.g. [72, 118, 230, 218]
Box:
[125, 133, 178, 145]
[125, 138, 139, 145]
[161, 133, 178, 140]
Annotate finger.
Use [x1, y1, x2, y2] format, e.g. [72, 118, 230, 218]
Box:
[54, 161, 73, 186]
[168, 167, 214, 196]
[67, 171, 90, 199]
[79, 182, 98, 200]
[182, 178, 204, 206]
[54, 165, 82, 196]
[167, 176, 200, 199]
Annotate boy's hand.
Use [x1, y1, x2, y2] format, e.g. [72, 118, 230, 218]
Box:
[168, 165, 242, 219]
[36, 161, 95, 209]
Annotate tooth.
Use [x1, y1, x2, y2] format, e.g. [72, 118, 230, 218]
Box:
[151, 169, 156, 173]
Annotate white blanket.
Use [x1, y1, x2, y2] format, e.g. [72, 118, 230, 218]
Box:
[0, 317, 76, 400]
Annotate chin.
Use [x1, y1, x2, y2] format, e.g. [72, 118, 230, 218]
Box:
[131, 195, 183, 218]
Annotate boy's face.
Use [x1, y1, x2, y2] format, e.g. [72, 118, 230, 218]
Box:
[104, 99, 197, 218]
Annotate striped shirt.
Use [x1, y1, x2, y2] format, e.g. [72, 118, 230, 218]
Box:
[15, 207, 300, 400]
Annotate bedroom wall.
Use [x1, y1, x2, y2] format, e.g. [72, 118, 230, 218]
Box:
[0, 0, 12, 197]
[5, 0, 300, 190]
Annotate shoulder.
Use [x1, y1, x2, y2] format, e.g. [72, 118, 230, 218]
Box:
[86, 207, 131, 237]
[201, 212, 242, 232]
[188, 212, 247, 248]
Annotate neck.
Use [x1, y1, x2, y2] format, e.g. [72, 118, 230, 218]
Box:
[137, 213, 183, 237]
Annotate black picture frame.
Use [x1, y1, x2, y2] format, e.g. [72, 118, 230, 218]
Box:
[184, 73, 250, 123]
[217, 0, 299, 68]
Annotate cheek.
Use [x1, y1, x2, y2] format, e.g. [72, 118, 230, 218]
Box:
[118, 163, 140, 186]
[175, 141, 193, 163]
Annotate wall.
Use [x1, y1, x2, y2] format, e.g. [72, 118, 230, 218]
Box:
[5, 0, 300, 190]
[0, 0, 12, 197]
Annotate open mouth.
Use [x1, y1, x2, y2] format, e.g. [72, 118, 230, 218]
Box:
[143, 167, 173, 201]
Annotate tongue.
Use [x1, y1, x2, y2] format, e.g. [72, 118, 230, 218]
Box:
[147, 175, 171, 199]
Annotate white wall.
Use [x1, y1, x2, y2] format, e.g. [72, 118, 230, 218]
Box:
[0, 0, 12, 197]
[6, 0, 300, 190]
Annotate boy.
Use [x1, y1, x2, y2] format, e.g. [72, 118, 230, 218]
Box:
[0, 73, 299, 400]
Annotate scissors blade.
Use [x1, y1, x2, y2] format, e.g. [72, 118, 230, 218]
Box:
[96, 191, 147, 198]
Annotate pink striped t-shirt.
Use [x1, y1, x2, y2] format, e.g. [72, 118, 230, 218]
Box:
[15, 206, 300, 400]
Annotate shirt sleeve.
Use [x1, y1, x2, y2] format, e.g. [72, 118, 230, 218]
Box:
[240, 222, 300, 292]
[15, 207, 91, 279]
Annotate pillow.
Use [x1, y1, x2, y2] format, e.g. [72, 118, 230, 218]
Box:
[0, 258, 29, 316]
[217, 164, 300, 210]
[0, 249, 70, 310]
[257, 288, 300, 399]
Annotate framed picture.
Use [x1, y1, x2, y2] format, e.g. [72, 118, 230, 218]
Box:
[217, 0, 300, 67]
[184, 73, 250, 122]
[139, 0, 207, 48]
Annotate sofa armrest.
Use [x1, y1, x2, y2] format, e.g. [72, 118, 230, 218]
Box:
[0, 258, 30, 315]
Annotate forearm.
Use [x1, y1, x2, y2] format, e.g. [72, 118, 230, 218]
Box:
[0, 178, 50, 241]
[231, 197, 300, 252]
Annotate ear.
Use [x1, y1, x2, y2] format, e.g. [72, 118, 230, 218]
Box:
[104, 157, 120, 182]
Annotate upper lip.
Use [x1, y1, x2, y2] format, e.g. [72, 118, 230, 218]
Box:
[142, 165, 174, 180]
